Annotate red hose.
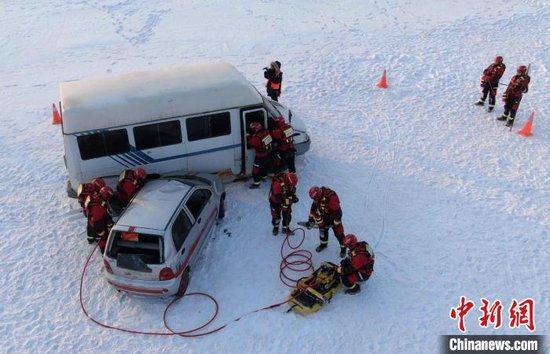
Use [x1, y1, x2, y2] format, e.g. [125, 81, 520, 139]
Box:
[279, 227, 314, 287]
[79, 228, 310, 337]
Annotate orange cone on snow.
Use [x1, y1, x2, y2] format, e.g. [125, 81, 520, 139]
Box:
[376, 69, 388, 89]
[52, 103, 62, 124]
[518, 111, 535, 137]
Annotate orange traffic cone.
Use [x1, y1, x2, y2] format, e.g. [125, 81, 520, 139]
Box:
[52, 103, 62, 124]
[376, 69, 388, 89]
[518, 111, 535, 137]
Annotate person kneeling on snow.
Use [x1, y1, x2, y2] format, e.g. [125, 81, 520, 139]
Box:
[84, 192, 113, 253]
[338, 234, 375, 295]
[117, 168, 148, 206]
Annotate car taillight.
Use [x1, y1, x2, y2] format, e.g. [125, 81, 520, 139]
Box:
[103, 259, 113, 274]
[159, 267, 175, 281]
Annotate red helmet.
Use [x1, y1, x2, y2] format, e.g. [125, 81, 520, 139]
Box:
[285, 172, 298, 186]
[91, 177, 106, 190]
[517, 65, 527, 74]
[250, 122, 263, 132]
[309, 186, 320, 199]
[135, 168, 147, 180]
[495, 56, 503, 64]
[343, 234, 358, 248]
[274, 116, 285, 127]
[99, 186, 114, 200]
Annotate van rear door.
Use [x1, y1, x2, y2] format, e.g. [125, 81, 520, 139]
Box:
[240, 108, 268, 175]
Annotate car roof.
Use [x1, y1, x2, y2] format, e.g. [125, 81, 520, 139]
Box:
[116, 179, 191, 231]
[60, 61, 263, 134]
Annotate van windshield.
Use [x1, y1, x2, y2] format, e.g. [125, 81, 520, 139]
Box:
[107, 231, 163, 269]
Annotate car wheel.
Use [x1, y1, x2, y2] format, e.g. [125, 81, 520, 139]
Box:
[176, 268, 190, 297]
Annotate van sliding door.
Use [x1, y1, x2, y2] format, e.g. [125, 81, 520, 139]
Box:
[240, 108, 268, 175]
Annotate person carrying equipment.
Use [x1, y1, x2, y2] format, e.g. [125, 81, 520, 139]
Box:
[338, 234, 375, 294]
[117, 168, 147, 205]
[498, 65, 530, 127]
[263, 61, 283, 101]
[269, 172, 299, 235]
[99, 186, 124, 217]
[247, 122, 273, 189]
[84, 193, 113, 253]
[475, 56, 506, 112]
[304, 186, 347, 257]
[270, 116, 296, 173]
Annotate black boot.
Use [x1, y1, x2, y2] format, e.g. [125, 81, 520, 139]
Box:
[315, 243, 328, 252]
[505, 119, 514, 128]
[339, 247, 347, 258]
[497, 115, 508, 121]
[487, 106, 494, 112]
[272, 225, 279, 235]
[474, 100, 485, 106]
[249, 182, 261, 189]
[345, 284, 361, 295]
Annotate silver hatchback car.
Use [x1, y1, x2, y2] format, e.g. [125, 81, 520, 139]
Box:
[102, 174, 225, 296]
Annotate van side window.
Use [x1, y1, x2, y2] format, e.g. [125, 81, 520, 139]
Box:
[185, 189, 212, 219]
[172, 210, 192, 251]
[77, 129, 130, 160]
[186, 112, 231, 141]
[134, 120, 182, 150]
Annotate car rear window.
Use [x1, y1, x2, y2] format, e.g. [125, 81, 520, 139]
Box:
[107, 231, 163, 269]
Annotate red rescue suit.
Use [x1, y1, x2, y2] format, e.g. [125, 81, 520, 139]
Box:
[309, 187, 345, 248]
[117, 170, 142, 205]
[480, 62, 506, 107]
[269, 173, 296, 228]
[271, 120, 296, 173]
[247, 129, 273, 183]
[340, 241, 375, 287]
[502, 74, 530, 120]
[85, 195, 113, 252]
[77, 183, 96, 213]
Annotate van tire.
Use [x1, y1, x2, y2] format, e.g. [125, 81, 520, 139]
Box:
[217, 192, 226, 219]
[176, 268, 190, 297]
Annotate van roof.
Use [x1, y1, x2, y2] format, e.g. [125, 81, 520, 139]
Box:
[116, 179, 190, 231]
[60, 62, 263, 134]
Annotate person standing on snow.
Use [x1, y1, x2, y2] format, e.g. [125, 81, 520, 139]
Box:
[304, 186, 347, 257]
[117, 168, 148, 206]
[247, 122, 273, 189]
[338, 234, 375, 294]
[270, 116, 296, 173]
[475, 56, 506, 112]
[269, 172, 299, 235]
[498, 65, 530, 127]
[84, 192, 113, 253]
[263, 61, 283, 101]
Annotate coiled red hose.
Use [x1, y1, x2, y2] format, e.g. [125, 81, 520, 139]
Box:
[79, 228, 310, 337]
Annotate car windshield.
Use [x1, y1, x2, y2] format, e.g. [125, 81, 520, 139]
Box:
[107, 231, 163, 268]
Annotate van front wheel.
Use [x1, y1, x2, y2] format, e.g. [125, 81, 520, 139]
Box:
[176, 268, 190, 297]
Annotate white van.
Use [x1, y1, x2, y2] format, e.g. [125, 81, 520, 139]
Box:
[60, 62, 311, 196]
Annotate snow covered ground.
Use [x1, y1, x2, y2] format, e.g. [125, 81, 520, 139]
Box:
[1, 0, 548, 352]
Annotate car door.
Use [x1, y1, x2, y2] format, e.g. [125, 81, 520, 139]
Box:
[240, 108, 268, 175]
[171, 208, 193, 275]
[182, 188, 216, 270]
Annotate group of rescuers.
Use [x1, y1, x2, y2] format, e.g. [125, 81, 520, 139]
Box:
[75, 60, 374, 296]
[475, 56, 531, 127]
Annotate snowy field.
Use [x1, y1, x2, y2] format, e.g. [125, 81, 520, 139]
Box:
[1, 0, 549, 353]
